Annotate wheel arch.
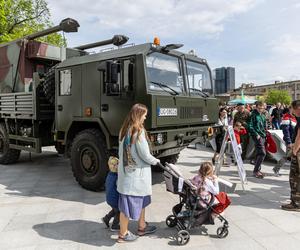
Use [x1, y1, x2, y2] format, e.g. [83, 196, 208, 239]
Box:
[64, 119, 112, 153]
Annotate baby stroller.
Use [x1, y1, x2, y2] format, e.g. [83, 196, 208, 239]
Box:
[158, 162, 229, 245]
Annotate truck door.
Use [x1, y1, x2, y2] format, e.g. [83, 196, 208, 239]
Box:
[100, 57, 135, 136]
[56, 66, 82, 132]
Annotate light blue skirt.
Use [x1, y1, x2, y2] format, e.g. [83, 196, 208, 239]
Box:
[118, 194, 151, 220]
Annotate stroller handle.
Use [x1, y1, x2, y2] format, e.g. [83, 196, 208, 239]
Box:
[156, 162, 175, 174]
[156, 162, 166, 170]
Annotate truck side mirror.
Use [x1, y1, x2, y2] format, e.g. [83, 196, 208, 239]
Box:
[97, 61, 119, 84]
[107, 61, 119, 84]
[106, 62, 120, 95]
[98, 60, 120, 96]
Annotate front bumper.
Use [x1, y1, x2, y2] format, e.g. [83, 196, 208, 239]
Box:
[149, 125, 212, 158]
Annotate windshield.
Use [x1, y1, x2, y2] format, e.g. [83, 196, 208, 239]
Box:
[146, 52, 184, 94]
[186, 60, 212, 95]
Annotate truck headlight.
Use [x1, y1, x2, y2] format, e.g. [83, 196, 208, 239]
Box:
[156, 133, 164, 144]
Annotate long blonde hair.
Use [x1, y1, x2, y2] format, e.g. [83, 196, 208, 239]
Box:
[198, 162, 214, 180]
[119, 103, 148, 144]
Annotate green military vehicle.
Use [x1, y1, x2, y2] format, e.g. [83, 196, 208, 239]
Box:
[0, 18, 219, 191]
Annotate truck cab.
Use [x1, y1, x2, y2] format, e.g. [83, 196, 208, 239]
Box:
[55, 41, 218, 190]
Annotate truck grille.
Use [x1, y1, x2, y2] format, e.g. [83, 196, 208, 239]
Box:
[180, 107, 203, 119]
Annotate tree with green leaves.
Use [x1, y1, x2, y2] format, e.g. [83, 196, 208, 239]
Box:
[0, 0, 66, 46]
[265, 89, 292, 105]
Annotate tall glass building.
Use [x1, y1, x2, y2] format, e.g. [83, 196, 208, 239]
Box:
[214, 67, 235, 94]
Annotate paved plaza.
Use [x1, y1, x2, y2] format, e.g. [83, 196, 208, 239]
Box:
[1, 145, 300, 249]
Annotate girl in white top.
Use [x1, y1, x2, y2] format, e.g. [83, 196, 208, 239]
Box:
[191, 162, 219, 207]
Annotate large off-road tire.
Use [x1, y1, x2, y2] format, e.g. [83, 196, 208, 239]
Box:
[42, 67, 55, 105]
[0, 123, 21, 164]
[71, 129, 108, 191]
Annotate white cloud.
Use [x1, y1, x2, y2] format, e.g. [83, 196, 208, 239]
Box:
[46, 0, 300, 86]
[224, 33, 300, 85]
[294, 2, 300, 8]
[47, 0, 259, 41]
[270, 34, 300, 56]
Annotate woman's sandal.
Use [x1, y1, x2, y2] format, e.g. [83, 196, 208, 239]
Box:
[137, 222, 157, 236]
[117, 231, 138, 243]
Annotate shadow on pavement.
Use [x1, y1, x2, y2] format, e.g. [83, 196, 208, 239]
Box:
[33, 219, 220, 247]
[33, 220, 115, 247]
[0, 150, 106, 205]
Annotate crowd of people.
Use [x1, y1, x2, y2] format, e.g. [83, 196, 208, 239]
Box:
[214, 102, 293, 175]
[214, 100, 300, 211]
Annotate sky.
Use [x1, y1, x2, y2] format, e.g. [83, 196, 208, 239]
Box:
[47, 0, 300, 87]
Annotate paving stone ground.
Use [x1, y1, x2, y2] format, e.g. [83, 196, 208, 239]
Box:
[1, 145, 300, 249]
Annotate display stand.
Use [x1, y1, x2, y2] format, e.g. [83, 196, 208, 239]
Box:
[215, 126, 247, 191]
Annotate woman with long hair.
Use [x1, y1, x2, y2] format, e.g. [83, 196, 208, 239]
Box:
[212, 108, 228, 164]
[117, 103, 160, 243]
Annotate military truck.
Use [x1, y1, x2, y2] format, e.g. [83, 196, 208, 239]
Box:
[0, 18, 219, 191]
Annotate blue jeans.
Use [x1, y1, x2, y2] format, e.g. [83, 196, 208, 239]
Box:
[272, 120, 280, 129]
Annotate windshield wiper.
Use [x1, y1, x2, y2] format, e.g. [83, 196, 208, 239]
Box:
[188, 88, 209, 97]
[150, 81, 179, 96]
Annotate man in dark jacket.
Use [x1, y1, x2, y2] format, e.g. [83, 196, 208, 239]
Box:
[248, 101, 266, 178]
[271, 102, 283, 129]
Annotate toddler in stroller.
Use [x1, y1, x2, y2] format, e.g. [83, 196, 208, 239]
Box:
[160, 161, 230, 245]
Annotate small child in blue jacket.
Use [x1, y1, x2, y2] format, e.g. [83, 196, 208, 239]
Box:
[102, 156, 120, 231]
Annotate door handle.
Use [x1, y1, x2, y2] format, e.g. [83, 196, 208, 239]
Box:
[58, 105, 63, 111]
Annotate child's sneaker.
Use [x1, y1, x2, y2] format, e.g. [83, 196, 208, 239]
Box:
[101, 216, 110, 228]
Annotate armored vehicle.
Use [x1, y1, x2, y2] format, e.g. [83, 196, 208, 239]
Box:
[0, 19, 219, 191]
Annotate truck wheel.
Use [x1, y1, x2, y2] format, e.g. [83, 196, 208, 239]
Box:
[0, 123, 21, 164]
[42, 67, 55, 105]
[71, 129, 108, 191]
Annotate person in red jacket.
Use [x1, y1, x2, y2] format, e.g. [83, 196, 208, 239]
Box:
[233, 121, 247, 154]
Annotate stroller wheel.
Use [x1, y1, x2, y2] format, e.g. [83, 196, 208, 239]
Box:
[166, 215, 177, 228]
[216, 226, 229, 238]
[176, 230, 190, 245]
